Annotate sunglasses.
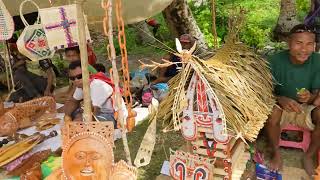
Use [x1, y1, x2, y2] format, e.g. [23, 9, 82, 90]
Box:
[69, 74, 82, 81]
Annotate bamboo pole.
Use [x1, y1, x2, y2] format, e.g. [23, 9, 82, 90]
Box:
[75, 1, 92, 122]
[212, 0, 218, 48]
[3, 42, 14, 92]
[3, 43, 11, 92]
[106, 0, 132, 165]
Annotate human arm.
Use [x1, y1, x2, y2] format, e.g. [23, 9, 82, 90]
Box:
[151, 54, 171, 84]
[44, 68, 54, 96]
[64, 87, 82, 117]
[64, 97, 81, 117]
[276, 96, 302, 113]
[39, 59, 55, 96]
[151, 66, 170, 84]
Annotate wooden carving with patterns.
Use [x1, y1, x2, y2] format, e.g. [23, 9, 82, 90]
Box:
[109, 160, 137, 180]
[61, 121, 137, 180]
[61, 121, 115, 180]
[0, 96, 56, 136]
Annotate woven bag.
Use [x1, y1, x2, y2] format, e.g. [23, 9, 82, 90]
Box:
[39, 4, 92, 50]
[0, 0, 14, 40]
[16, 0, 55, 61]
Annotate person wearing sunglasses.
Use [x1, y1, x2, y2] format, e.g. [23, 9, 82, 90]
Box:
[64, 60, 125, 129]
[266, 24, 320, 176]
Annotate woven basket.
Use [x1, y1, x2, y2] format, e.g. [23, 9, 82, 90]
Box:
[16, 0, 55, 61]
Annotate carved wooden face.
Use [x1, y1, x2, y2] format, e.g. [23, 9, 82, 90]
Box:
[62, 133, 114, 180]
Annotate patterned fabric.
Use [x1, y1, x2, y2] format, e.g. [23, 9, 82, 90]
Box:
[0, 0, 14, 40]
[39, 4, 92, 50]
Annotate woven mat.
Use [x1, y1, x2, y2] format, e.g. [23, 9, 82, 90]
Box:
[282, 166, 310, 180]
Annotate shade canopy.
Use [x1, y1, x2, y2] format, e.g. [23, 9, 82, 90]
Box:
[3, 0, 173, 28]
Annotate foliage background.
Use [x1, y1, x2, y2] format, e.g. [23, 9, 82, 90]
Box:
[115, 0, 311, 55]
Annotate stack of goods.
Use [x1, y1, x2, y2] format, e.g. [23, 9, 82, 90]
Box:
[0, 131, 58, 179]
[0, 97, 60, 179]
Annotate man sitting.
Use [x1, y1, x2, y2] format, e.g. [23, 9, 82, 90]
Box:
[64, 61, 124, 128]
[266, 24, 320, 176]
[8, 44, 55, 102]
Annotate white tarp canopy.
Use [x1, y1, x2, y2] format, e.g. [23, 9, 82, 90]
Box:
[3, 0, 173, 26]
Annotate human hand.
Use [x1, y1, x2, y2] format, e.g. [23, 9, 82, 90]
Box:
[296, 88, 311, 103]
[64, 115, 72, 122]
[278, 96, 302, 113]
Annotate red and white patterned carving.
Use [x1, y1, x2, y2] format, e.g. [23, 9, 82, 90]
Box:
[182, 73, 197, 140]
[170, 150, 214, 180]
[182, 72, 229, 144]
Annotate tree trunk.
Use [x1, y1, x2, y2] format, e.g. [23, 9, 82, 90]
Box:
[273, 0, 300, 41]
[162, 0, 208, 53]
[131, 21, 156, 45]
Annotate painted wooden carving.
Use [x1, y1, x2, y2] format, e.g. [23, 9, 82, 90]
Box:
[169, 150, 215, 180]
[182, 72, 229, 144]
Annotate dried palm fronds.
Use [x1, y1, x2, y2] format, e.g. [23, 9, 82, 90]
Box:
[201, 43, 275, 141]
[0, 134, 42, 167]
[158, 11, 275, 142]
[159, 44, 274, 142]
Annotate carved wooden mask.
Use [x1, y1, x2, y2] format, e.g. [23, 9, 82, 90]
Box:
[62, 121, 114, 180]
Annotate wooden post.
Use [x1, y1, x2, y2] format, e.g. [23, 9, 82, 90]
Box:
[75, 1, 92, 122]
[106, 0, 132, 165]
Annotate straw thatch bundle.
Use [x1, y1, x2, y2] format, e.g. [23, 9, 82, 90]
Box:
[158, 32, 275, 143]
[158, 11, 275, 142]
